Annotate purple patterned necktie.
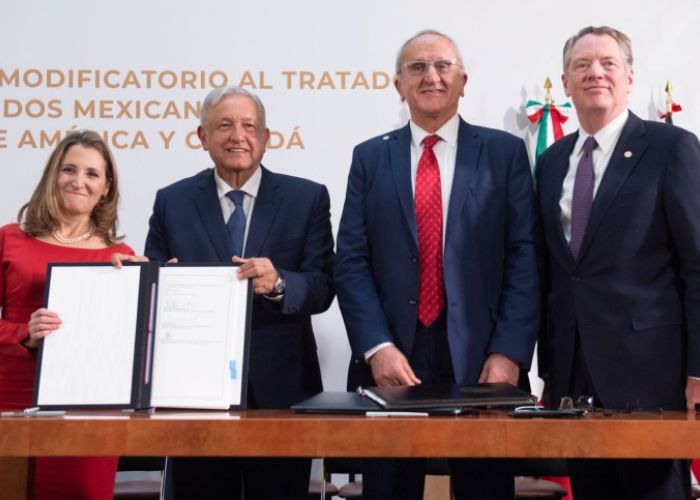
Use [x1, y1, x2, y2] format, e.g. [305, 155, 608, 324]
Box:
[569, 136, 597, 260]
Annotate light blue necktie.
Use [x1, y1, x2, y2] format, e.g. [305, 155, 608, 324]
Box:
[226, 190, 246, 257]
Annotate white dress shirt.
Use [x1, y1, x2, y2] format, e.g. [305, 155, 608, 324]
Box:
[409, 113, 459, 240]
[559, 109, 628, 241]
[214, 166, 262, 250]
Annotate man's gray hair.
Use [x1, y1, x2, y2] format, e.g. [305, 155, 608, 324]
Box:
[200, 85, 267, 128]
[395, 29, 464, 75]
[562, 26, 633, 72]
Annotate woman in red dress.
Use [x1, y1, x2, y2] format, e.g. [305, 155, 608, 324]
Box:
[0, 130, 134, 499]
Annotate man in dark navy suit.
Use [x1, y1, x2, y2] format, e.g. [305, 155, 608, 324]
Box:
[335, 30, 539, 500]
[145, 86, 334, 500]
[536, 26, 700, 500]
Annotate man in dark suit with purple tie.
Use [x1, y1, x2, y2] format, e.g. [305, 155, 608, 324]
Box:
[536, 25, 700, 500]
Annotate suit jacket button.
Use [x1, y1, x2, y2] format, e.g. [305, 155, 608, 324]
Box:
[411, 256, 417, 264]
[408, 299, 417, 305]
[568, 321, 576, 328]
[571, 275, 581, 282]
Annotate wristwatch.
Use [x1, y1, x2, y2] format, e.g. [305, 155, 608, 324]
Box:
[268, 272, 286, 297]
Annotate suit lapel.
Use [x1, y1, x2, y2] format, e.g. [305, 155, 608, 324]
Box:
[388, 125, 418, 246]
[245, 166, 282, 257]
[194, 170, 231, 261]
[577, 113, 647, 262]
[544, 133, 578, 269]
[445, 119, 480, 243]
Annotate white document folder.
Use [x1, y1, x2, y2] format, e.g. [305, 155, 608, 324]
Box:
[34, 262, 251, 410]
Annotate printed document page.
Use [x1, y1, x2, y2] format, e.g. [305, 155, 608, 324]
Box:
[37, 265, 141, 406]
[150, 266, 247, 409]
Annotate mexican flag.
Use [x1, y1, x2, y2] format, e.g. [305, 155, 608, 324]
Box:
[526, 100, 572, 158]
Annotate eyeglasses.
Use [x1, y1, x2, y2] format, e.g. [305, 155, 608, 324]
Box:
[559, 395, 594, 411]
[560, 396, 664, 415]
[512, 395, 593, 417]
[401, 59, 461, 77]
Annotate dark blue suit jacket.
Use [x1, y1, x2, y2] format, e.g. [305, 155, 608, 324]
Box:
[536, 112, 700, 410]
[145, 166, 335, 408]
[335, 118, 539, 385]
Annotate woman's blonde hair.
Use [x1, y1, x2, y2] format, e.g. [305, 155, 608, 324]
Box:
[18, 130, 123, 245]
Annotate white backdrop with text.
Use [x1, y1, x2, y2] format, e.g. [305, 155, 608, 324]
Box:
[2, 0, 699, 393]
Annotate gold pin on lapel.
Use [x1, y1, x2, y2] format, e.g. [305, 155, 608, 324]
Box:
[624, 151, 633, 158]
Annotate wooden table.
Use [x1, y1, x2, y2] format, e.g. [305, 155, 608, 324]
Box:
[2, 409, 700, 499]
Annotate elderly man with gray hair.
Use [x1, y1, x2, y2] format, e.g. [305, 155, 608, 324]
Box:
[336, 29, 539, 500]
[145, 85, 335, 499]
[536, 26, 700, 500]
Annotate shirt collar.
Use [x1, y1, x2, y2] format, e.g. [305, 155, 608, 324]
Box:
[409, 113, 460, 149]
[214, 166, 262, 200]
[575, 109, 629, 156]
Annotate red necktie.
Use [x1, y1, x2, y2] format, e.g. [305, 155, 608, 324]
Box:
[415, 134, 444, 327]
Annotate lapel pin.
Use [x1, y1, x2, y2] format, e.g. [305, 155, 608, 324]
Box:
[382, 135, 390, 141]
[624, 151, 633, 158]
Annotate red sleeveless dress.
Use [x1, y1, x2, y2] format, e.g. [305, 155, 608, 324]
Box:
[0, 223, 133, 500]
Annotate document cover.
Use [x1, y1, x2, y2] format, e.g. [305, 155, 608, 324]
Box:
[359, 383, 536, 410]
[34, 262, 251, 410]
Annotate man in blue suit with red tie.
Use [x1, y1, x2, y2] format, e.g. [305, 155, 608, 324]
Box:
[335, 30, 539, 500]
[145, 86, 334, 500]
[536, 26, 700, 499]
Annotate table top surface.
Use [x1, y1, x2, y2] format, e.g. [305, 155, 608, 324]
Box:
[2, 409, 700, 459]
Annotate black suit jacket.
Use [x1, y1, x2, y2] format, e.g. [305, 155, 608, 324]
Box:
[145, 166, 335, 408]
[536, 112, 700, 410]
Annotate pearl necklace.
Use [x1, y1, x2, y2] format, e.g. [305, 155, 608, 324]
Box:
[51, 226, 94, 244]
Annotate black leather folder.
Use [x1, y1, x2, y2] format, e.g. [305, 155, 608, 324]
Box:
[359, 382, 536, 410]
[291, 391, 381, 414]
